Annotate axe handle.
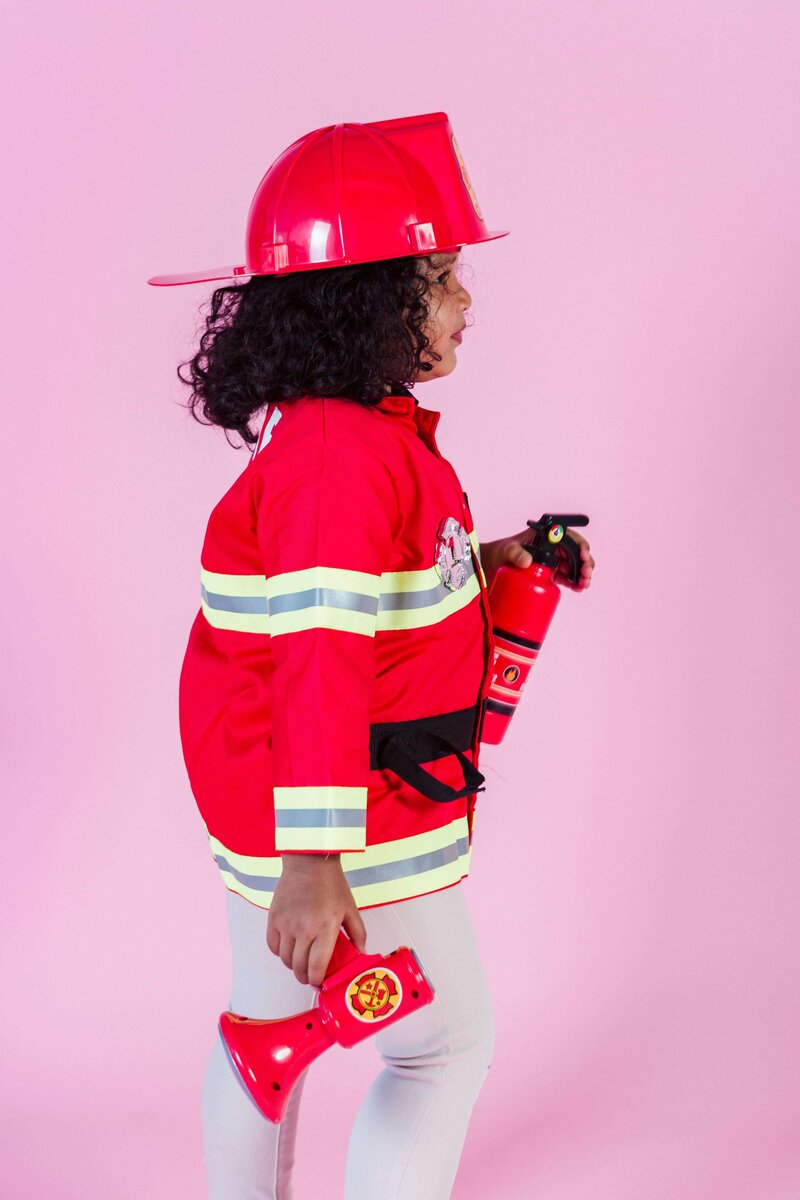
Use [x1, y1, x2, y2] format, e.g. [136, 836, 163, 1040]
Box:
[324, 928, 362, 979]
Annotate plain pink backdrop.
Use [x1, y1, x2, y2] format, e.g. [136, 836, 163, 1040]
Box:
[2, 2, 798, 1197]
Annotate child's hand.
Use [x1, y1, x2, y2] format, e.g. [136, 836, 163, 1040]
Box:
[482, 528, 595, 592]
[267, 855, 367, 987]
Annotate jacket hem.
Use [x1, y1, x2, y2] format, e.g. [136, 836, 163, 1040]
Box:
[206, 814, 474, 911]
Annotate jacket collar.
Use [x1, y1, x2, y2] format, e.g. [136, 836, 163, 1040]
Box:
[376, 385, 441, 446]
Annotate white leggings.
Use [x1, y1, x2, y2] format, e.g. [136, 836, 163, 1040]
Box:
[202, 881, 495, 1199]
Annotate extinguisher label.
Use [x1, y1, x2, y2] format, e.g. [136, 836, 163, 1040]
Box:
[489, 638, 538, 704]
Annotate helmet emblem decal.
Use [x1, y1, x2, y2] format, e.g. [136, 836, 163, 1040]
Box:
[451, 134, 484, 222]
[434, 516, 472, 591]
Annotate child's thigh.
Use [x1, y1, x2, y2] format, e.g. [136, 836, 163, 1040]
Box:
[224, 888, 315, 1018]
[222, 882, 495, 1061]
[361, 884, 495, 1064]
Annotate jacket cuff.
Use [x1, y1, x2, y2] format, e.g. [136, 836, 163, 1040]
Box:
[273, 785, 368, 853]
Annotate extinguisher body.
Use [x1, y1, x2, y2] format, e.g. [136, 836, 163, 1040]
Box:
[482, 562, 562, 744]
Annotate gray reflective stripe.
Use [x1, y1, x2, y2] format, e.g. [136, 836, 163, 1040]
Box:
[379, 562, 476, 611]
[344, 837, 469, 888]
[202, 585, 269, 614]
[203, 554, 476, 617]
[214, 856, 279, 891]
[268, 587, 379, 617]
[274, 809, 366, 828]
[213, 834, 469, 894]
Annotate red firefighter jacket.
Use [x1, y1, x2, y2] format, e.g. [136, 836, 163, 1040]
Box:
[178, 386, 495, 910]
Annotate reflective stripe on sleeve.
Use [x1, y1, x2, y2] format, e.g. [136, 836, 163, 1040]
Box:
[267, 566, 382, 637]
[377, 560, 479, 630]
[199, 529, 483, 635]
[273, 784, 368, 852]
[200, 570, 270, 634]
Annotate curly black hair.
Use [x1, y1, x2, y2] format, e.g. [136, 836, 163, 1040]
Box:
[176, 255, 445, 451]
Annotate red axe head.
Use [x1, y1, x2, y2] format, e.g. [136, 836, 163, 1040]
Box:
[218, 929, 435, 1123]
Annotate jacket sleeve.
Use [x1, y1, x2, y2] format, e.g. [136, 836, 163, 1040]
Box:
[254, 430, 400, 854]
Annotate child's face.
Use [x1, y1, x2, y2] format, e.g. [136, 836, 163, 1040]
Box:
[414, 251, 472, 382]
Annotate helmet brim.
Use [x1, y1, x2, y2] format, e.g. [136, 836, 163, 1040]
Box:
[147, 265, 250, 287]
[146, 231, 509, 288]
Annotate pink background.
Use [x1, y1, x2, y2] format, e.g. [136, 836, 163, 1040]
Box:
[2, 2, 799, 1197]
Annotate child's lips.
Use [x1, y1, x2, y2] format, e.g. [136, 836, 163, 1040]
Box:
[451, 330, 463, 343]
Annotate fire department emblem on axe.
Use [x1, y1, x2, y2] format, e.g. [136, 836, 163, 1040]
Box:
[345, 968, 403, 1022]
[434, 516, 472, 590]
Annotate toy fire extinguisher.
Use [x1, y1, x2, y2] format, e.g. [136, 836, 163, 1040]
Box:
[480, 513, 589, 745]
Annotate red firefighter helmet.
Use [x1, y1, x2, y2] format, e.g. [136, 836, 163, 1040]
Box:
[147, 111, 508, 286]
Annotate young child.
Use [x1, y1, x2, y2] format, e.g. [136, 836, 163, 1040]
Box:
[149, 112, 594, 1200]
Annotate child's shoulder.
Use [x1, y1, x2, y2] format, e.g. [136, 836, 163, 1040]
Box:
[251, 394, 400, 469]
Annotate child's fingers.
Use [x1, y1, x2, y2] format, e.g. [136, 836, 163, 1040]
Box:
[292, 936, 313, 985]
[342, 907, 368, 953]
[279, 933, 296, 973]
[266, 918, 281, 957]
[308, 933, 335, 988]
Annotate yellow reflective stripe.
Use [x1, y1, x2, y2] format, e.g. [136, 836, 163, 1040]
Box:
[351, 817, 469, 867]
[200, 567, 269, 634]
[203, 813, 473, 908]
[352, 841, 472, 908]
[274, 785, 368, 850]
[273, 785, 367, 810]
[200, 602, 268, 634]
[266, 565, 382, 599]
[469, 530, 487, 586]
[201, 568, 269, 597]
[275, 825, 368, 852]
[270, 607, 378, 636]
[200, 528, 483, 636]
[379, 565, 434, 593]
[206, 814, 468, 872]
[268, 564, 381, 637]
[378, 571, 480, 631]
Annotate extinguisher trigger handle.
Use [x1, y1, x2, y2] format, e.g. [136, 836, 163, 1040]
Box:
[524, 514, 589, 581]
[559, 534, 583, 586]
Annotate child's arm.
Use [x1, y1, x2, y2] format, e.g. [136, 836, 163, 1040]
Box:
[253, 429, 400, 985]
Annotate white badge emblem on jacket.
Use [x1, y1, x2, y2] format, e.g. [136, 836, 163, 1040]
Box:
[434, 516, 472, 590]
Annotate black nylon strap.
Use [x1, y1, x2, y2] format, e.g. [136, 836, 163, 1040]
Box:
[369, 704, 487, 804]
[379, 734, 486, 802]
